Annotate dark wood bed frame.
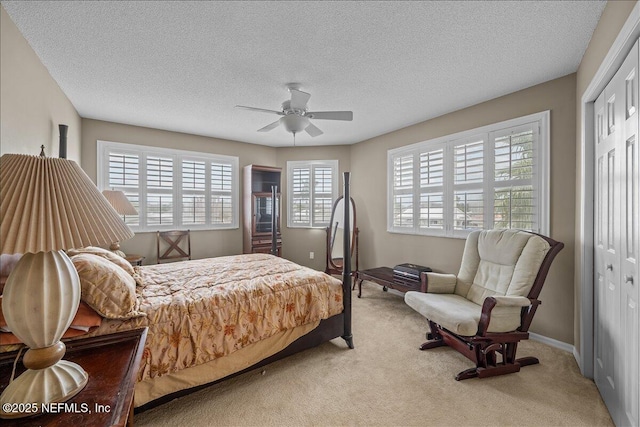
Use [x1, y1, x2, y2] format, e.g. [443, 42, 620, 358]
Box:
[136, 172, 354, 413]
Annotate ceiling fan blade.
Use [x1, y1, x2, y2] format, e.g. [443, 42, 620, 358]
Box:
[305, 122, 323, 137]
[258, 119, 281, 132]
[305, 111, 353, 121]
[289, 89, 311, 111]
[236, 105, 283, 115]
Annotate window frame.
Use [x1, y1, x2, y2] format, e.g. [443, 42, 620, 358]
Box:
[387, 111, 550, 238]
[97, 140, 239, 232]
[286, 160, 339, 229]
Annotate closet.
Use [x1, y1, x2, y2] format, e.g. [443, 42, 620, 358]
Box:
[593, 39, 639, 427]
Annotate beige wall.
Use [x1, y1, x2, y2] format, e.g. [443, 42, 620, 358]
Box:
[351, 74, 577, 343]
[275, 146, 351, 270]
[0, 6, 81, 161]
[574, 1, 637, 361]
[81, 119, 276, 263]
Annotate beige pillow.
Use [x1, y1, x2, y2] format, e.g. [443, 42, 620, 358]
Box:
[67, 246, 135, 276]
[71, 254, 145, 320]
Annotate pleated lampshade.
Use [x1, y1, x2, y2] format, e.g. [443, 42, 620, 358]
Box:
[0, 154, 134, 253]
[102, 190, 138, 216]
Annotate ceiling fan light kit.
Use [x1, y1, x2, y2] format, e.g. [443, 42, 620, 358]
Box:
[282, 114, 310, 134]
[236, 85, 353, 143]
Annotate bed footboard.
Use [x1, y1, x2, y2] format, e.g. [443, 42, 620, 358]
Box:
[340, 172, 354, 349]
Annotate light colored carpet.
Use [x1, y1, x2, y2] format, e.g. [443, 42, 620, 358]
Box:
[135, 281, 613, 426]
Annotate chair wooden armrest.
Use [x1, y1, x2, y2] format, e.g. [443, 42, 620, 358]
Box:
[477, 296, 534, 336]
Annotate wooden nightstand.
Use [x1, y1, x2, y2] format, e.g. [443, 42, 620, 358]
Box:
[0, 328, 147, 427]
[124, 255, 145, 266]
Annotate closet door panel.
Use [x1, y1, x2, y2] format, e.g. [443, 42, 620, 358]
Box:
[594, 81, 619, 417]
[619, 40, 639, 427]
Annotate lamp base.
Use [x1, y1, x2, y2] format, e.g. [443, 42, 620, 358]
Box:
[110, 242, 126, 258]
[0, 360, 88, 419]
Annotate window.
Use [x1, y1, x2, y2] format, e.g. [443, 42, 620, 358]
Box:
[287, 160, 338, 228]
[98, 141, 239, 231]
[388, 111, 549, 237]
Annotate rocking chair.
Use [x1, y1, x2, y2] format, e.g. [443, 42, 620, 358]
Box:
[404, 229, 563, 380]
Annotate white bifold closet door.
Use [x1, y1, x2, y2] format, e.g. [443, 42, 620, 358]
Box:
[594, 38, 639, 427]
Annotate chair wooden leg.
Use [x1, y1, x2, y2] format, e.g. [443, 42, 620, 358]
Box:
[455, 367, 479, 381]
[516, 356, 539, 367]
[455, 341, 539, 380]
[420, 321, 445, 350]
[476, 362, 521, 378]
[420, 339, 445, 350]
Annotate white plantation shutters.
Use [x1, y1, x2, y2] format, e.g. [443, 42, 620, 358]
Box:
[210, 162, 233, 224]
[388, 111, 549, 237]
[453, 137, 485, 233]
[290, 167, 310, 225]
[98, 141, 238, 231]
[419, 149, 444, 232]
[108, 152, 140, 226]
[313, 166, 334, 225]
[393, 154, 414, 228]
[147, 156, 173, 226]
[182, 159, 206, 225]
[287, 160, 338, 228]
[491, 125, 537, 231]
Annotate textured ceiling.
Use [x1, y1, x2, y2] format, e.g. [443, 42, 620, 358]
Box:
[2, 1, 606, 147]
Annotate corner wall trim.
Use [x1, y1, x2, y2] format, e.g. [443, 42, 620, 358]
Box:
[529, 332, 574, 354]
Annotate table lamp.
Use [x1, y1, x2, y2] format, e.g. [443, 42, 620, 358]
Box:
[0, 154, 134, 419]
[101, 190, 138, 257]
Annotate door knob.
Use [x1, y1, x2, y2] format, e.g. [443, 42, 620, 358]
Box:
[624, 275, 634, 284]
[606, 264, 613, 271]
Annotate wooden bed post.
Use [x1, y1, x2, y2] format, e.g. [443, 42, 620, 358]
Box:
[341, 172, 354, 349]
[271, 185, 278, 256]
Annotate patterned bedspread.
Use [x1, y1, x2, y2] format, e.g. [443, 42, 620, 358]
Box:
[84, 254, 343, 382]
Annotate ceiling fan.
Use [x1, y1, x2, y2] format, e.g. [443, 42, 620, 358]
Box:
[235, 84, 353, 141]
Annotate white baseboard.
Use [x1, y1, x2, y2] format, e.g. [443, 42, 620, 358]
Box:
[529, 332, 574, 354]
[573, 347, 584, 374]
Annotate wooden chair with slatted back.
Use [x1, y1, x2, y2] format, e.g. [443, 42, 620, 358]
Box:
[156, 230, 191, 263]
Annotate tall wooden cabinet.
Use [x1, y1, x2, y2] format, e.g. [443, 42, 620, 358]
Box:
[243, 165, 282, 256]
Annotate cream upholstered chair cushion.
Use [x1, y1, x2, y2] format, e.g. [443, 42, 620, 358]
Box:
[405, 229, 551, 336]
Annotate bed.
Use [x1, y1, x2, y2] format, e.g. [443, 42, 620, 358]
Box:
[1, 253, 352, 410]
[1, 174, 355, 412]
